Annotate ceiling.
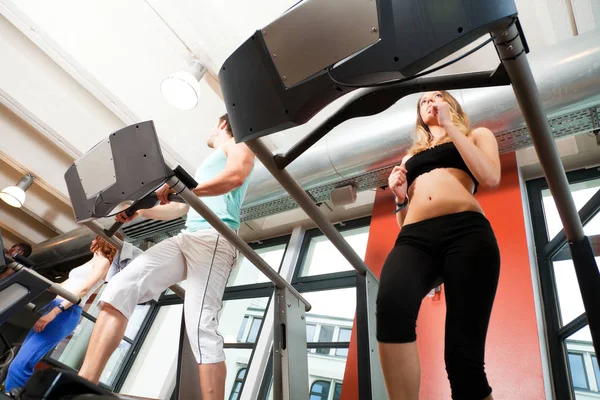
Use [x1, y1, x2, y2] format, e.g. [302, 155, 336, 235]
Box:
[0, 0, 598, 248]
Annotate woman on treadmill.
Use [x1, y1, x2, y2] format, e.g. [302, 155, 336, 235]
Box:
[376, 91, 502, 400]
[4, 236, 116, 394]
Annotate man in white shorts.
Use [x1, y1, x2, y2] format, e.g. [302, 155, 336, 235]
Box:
[78, 114, 255, 399]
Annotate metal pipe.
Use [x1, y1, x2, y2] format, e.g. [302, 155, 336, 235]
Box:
[168, 176, 311, 312]
[83, 221, 125, 250]
[9, 261, 80, 304]
[83, 220, 186, 299]
[246, 139, 369, 275]
[493, 24, 585, 242]
[243, 29, 600, 208]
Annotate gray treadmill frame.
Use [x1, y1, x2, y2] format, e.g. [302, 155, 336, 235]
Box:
[217, 2, 600, 398]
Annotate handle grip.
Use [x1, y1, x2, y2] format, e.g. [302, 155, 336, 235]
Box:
[104, 193, 184, 237]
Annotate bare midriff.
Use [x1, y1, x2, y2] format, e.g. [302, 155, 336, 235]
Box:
[403, 167, 483, 226]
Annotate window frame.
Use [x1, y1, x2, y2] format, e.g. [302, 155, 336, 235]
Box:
[526, 167, 600, 398]
[259, 217, 371, 398]
[309, 379, 332, 400]
[228, 367, 247, 400]
[567, 351, 591, 391]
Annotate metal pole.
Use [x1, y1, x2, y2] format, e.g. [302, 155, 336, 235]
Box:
[167, 177, 311, 312]
[492, 23, 600, 354]
[83, 220, 186, 299]
[246, 139, 369, 275]
[8, 260, 80, 304]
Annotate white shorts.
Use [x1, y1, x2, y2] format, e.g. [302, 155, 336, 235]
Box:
[99, 229, 237, 364]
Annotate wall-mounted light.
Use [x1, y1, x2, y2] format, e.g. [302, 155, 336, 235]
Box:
[0, 174, 34, 208]
[160, 60, 206, 111]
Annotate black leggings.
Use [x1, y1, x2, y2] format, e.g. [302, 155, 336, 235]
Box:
[376, 211, 500, 400]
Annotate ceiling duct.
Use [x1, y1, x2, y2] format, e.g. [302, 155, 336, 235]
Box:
[30, 29, 600, 267]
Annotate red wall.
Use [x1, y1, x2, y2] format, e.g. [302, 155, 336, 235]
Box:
[340, 153, 546, 399]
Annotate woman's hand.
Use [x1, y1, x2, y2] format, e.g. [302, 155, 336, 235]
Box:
[34, 309, 59, 333]
[156, 184, 175, 205]
[388, 165, 408, 201]
[432, 101, 453, 128]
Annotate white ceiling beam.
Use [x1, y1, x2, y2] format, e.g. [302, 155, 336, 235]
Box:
[0, 160, 78, 234]
[0, 2, 193, 172]
[570, 0, 598, 34]
[0, 228, 22, 248]
[0, 201, 57, 244]
[0, 104, 74, 204]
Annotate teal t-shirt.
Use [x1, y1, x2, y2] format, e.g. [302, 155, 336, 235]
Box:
[184, 147, 252, 232]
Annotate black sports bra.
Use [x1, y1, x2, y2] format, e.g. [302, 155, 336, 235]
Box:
[405, 142, 479, 194]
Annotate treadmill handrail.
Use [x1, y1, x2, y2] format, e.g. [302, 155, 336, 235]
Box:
[6, 257, 81, 305]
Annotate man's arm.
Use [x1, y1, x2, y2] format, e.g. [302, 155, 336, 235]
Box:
[192, 142, 255, 197]
[138, 203, 190, 221]
[115, 202, 189, 223]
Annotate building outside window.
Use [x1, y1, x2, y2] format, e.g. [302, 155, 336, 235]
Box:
[527, 169, 600, 399]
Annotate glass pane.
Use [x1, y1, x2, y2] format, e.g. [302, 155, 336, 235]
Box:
[48, 304, 151, 371]
[306, 324, 316, 342]
[335, 328, 352, 357]
[333, 382, 343, 400]
[225, 348, 252, 400]
[316, 325, 335, 355]
[237, 316, 249, 342]
[220, 298, 269, 344]
[310, 381, 331, 400]
[124, 304, 151, 340]
[82, 284, 106, 317]
[229, 382, 242, 400]
[99, 339, 132, 387]
[265, 289, 354, 399]
[119, 304, 183, 399]
[593, 356, 600, 388]
[49, 316, 96, 370]
[247, 318, 262, 343]
[542, 178, 600, 240]
[552, 244, 600, 327]
[227, 244, 287, 287]
[568, 353, 589, 390]
[165, 242, 287, 294]
[300, 226, 369, 277]
[584, 210, 600, 237]
[565, 325, 597, 396]
[306, 288, 354, 387]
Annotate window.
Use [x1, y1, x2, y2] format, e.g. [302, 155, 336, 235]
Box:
[541, 178, 600, 239]
[568, 353, 589, 390]
[316, 325, 335, 355]
[306, 324, 316, 342]
[309, 380, 331, 400]
[222, 298, 268, 344]
[593, 355, 600, 388]
[227, 243, 287, 287]
[118, 304, 183, 399]
[46, 287, 152, 391]
[299, 225, 369, 277]
[229, 368, 247, 400]
[259, 219, 369, 399]
[527, 168, 600, 399]
[335, 328, 352, 357]
[333, 382, 343, 400]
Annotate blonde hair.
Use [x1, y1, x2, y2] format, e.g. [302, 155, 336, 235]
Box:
[407, 91, 471, 155]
